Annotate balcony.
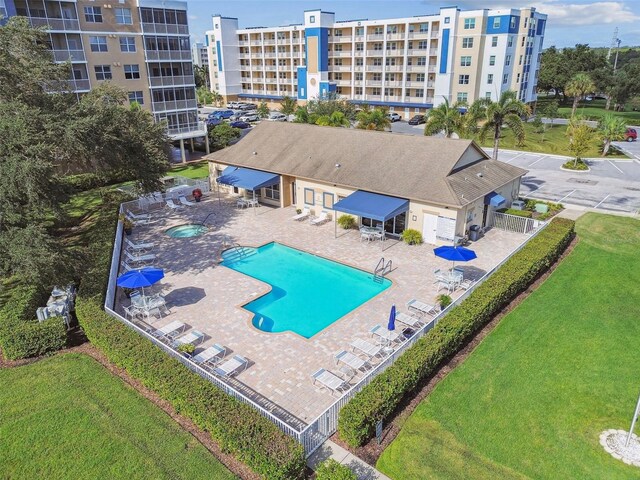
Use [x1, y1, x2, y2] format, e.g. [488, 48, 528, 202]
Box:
[407, 49, 428, 56]
[334, 78, 351, 86]
[354, 65, 364, 71]
[28, 17, 79, 31]
[431, 30, 440, 38]
[384, 81, 403, 88]
[367, 80, 382, 86]
[239, 53, 251, 59]
[354, 80, 363, 86]
[238, 41, 249, 46]
[68, 79, 91, 91]
[427, 81, 435, 88]
[145, 50, 192, 61]
[354, 50, 364, 56]
[141, 23, 189, 35]
[385, 49, 405, 56]
[331, 66, 352, 72]
[148, 76, 195, 87]
[152, 99, 198, 113]
[385, 33, 405, 41]
[428, 65, 437, 72]
[383, 95, 403, 102]
[385, 65, 403, 72]
[354, 35, 364, 42]
[167, 121, 207, 139]
[331, 35, 352, 43]
[429, 48, 438, 56]
[367, 34, 384, 41]
[365, 95, 382, 101]
[263, 52, 277, 58]
[329, 51, 352, 57]
[407, 31, 430, 39]
[52, 49, 85, 62]
[367, 65, 383, 71]
[263, 39, 276, 45]
[265, 78, 277, 84]
[404, 96, 433, 103]
[366, 50, 384, 56]
[265, 65, 277, 71]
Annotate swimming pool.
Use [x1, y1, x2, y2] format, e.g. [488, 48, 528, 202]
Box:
[166, 224, 208, 238]
[221, 242, 391, 338]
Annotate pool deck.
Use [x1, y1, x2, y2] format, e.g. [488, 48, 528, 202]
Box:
[117, 196, 529, 427]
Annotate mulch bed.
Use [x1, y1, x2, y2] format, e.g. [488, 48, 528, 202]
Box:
[330, 235, 579, 466]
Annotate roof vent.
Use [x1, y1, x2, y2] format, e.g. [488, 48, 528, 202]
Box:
[476, 172, 484, 178]
[335, 163, 341, 168]
[252, 151, 257, 155]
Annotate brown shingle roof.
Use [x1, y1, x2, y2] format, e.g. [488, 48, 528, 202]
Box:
[205, 122, 527, 207]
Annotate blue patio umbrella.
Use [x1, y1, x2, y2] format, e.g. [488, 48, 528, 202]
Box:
[433, 245, 477, 269]
[117, 267, 164, 303]
[387, 304, 396, 331]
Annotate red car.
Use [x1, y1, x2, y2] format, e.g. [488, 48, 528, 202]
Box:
[625, 128, 637, 142]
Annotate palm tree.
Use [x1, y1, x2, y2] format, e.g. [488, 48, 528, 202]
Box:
[472, 90, 530, 160]
[279, 96, 297, 116]
[211, 90, 222, 107]
[598, 113, 627, 156]
[315, 111, 350, 127]
[565, 73, 596, 117]
[424, 98, 466, 138]
[355, 108, 391, 131]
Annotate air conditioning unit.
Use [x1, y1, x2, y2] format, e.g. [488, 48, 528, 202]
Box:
[103, 4, 112, 8]
[113, 62, 121, 67]
[108, 34, 117, 38]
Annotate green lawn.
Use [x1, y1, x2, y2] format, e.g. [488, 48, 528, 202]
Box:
[377, 214, 640, 480]
[537, 97, 640, 125]
[474, 122, 625, 158]
[170, 161, 210, 179]
[0, 354, 236, 480]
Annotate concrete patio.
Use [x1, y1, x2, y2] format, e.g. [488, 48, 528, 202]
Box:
[116, 196, 528, 427]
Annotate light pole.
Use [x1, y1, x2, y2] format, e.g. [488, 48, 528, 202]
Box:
[613, 38, 622, 73]
[627, 389, 640, 447]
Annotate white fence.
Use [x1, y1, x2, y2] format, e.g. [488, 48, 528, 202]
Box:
[103, 200, 549, 456]
[490, 211, 544, 235]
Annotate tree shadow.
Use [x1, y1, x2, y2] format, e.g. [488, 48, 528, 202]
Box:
[163, 286, 206, 307]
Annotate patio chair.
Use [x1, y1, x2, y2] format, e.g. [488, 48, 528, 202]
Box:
[396, 312, 423, 328]
[179, 195, 196, 207]
[125, 250, 157, 266]
[458, 278, 475, 291]
[291, 207, 310, 221]
[152, 320, 185, 340]
[165, 198, 183, 210]
[191, 344, 226, 367]
[310, 210, 330, 226]
[236, 198, 248, 209]
[406, 299, 437, 317]
[311, 368, 352, 396]
[350, 338, 383, 360]
[213, 355, 249, 377]
[172, 329, 205, 348]
[125, 238, 155, 252]
[127, 210, 150, 221]
[335, 350, 369, 373]
[122, 304, 141, 321]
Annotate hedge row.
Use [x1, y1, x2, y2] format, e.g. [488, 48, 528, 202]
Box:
[337, 217, 575, 447]
[59, 172, 132, 194]
[75, 197, 306, 479]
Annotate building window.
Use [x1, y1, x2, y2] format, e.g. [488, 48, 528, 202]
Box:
[460, 56, 471, 67]
[508, 36, 514, 47]
[323, 192, 334, 209]
[444, 17, 450, 24]
[493, 17, 501, 29]
[505, 55, 511, 66]
[458, 74, 469, 85]
[419, 23, 428, 33]
[115, 7, 132, 24]
[334, 72, 342, 80]
[335, 44, 343, 51]
[372, 87, 381, 96]
[457, 92, 468, 103]
[264, 183, 280, 201]
[84, 6, 102, 23]
[304, 188, 314, 205]
[516, 73, 521, 83]
[519, 55, 523, 66]
[503, 73, 509, 84]
[418, 40, 428, 50]
[355, 72, 363, 80]
[128, 91, 144, 105]
[356, 58, 363, 66]
[94, 65, 112, 80]
[462, 37, 473, 48]
[372, 73, 382, 81]
[485, 91, 491, 99]
[489, 55, 496, 66]
[510, 16, 517, 29]
[119, 37, 136, 52]
[417, 56, 426, 66]
[89, 36, 108, 52]
[415, 88, 424, 97]
[491, 36, 498, 47]
[355, 86, 363, 95]
[464, 18, 475, 29]
[0, 0, 6, 18]
[416, 73, 425, 82]
[355, 42, 364, 51]
[373, 58, 382, 66]
[309, 15, 315, 23]
[521, 36, 526, 47]
[355, 27, 364, 36]
[374, 26, 383, 35]
[124, 64, 140, 79]
[487, 73, 493, 84]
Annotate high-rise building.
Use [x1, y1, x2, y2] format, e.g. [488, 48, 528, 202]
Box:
[206, 6, 546, 116]
[191, 41, 209, 68]
[3, 0, 207, 158]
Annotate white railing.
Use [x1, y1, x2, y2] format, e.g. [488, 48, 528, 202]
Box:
[145, 50, 192, 61]
[490, 212, 544, 235]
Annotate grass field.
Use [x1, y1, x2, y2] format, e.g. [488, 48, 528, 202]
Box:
[537, 97, 640, 125]
[170, 161, 209, 179]
[0, 354, 236, 479]
[377, 214, 640, 480]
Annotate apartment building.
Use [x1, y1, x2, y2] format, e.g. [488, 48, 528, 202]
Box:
[191, 41, 209, 67]
[3, 0, 207, 159]
[207, 6, 546, 117]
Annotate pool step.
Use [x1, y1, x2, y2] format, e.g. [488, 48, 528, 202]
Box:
[222, 246, 257, 263]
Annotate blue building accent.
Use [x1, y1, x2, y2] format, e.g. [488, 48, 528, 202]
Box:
[536, 19, 546, 35]
[216, 41, 223, 72]
[319, 81, 332, 97]
[238, 93, 286, 100]
[305, 27, 329, 71]
[349, 100, 434, 109]
[297, 67, 307, 100]
[486, 15, 520, 34]
[1, 0, 17, 25]
[439, 28, 450, 74]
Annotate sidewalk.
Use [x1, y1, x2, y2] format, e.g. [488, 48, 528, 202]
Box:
[308, 440, 392, 480]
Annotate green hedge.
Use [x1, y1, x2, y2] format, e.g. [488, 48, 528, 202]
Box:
[505, 209, 533, 218]
[60, 172, 132, 194]
[315, 459, 357, 480]
[338, 218, 575, 447]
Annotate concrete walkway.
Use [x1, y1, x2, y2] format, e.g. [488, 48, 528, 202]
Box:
[308, 440, 392, 480]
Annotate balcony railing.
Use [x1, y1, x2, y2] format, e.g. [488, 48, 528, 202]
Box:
[67, 79, 91, 91]
[428, 65, 437, 72]
[407, 48, 429, 56]
[386, 33, 405, 40]
[365, 94, 382, 101]
[331, 66, 352, 72]
[367, 65, 383, 71]
[238, 41, 249, 46]
[167, 121, 206, 138]
[383, 95, 403, 102]
[29, 17, 79, 31]
[264, 78, 277, 83]
[366, 50, 384, 56]
[330, 35, 352, 43]
[152, 99, 198, 113]
[329, 51, 352, 57]
[385, 49, 405, 56]
[239, 53, 251, 59]
[366, 34, 384, 41]
[263, 39, 276, 45]
[334, 78, 351, 85]
[432, 30, 440, 38]
[265, 65, 277, 71]
[429, 48, 438, 55]
[52, 49, 85, 62]
[404, 96, 433, 103]
[405, 65, 427, 72]
[141, 23, 189, 35]
[145, 50, 192, 61]
[384, 80, 403, 87]
[354, 50, 365, 56]
[385, 65, 403, 72]
[367, 80, 382, 86]
[263, 52, 276, 58]
[407, 31, 430, 39]
[148, 75, 195, 87]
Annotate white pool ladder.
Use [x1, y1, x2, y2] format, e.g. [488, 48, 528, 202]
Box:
[374, 257, 392, 282]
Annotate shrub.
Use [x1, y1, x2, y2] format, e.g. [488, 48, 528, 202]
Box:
[315, 459, 357, 480]
[0, 317, 67, 360]
[562, 159, 589, 171]
[401, 229, 423, 245]
[177, 342, 195, 354]
[505, 209, 533, 218]
[436, 294, 452, 309]
[59, 172, 131, 193]
[337, 214, 356, 230]
[338, 218, 575, 447]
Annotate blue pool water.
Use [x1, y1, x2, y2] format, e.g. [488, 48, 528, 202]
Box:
[166, 224, 208, 238]
[221, 242, 391, 338]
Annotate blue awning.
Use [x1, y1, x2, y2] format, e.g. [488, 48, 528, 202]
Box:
[333, 190, 409, 222]
[216, 166, 280, 191]
[485, 191, 506, 207]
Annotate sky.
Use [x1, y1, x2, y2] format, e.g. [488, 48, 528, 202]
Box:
[184, 0, 640, 49]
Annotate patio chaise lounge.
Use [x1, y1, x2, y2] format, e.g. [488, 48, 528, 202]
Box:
[172, 329, 205, 348]
[396, 312, 423, 328]
[370, 324, 402, 345]
[127, 210, 150, 220]
[291, 207, 310, 221]
[191, 344, 226, 367]
[126, 211, 153, 225]
[179, 195, 196, 207]
[125, 250, 157, 266]
[311, 368, 352, 396]
[335, 350, 369, 373]
[350, 338, 383, 360]
[165, 198, 183, 210]
[406, 299, 438, 317]
[125, 238, 154, 252]
[152, 320, 185, 340]
[310, 210, 330, 226]
[213, 355, 249, 377]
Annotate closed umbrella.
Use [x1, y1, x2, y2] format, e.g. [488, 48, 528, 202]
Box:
[387, 304, 396, 332]
[117, 267, 164, 305]
[433, 245, 477, 269]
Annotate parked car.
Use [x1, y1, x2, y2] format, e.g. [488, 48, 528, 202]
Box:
[267, 112, 287, 122]
[206, 117, 223, 126]
[386, 112, 402, 122]
[210, 109, 235, 119]
[229, 121, 251, 129]
[240, 113, 260, 122]
[227, 101, 241, 109]
[408, 114, 426, 125]
[238, 103, 257, 111]
[625, 128, 637, 142]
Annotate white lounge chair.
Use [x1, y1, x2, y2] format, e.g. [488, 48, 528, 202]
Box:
[165, 198, 183, 210]
[126, 211, 153, 225]
[127, 210, 150, 220]
[406, 299, 437, 317]
[213, 355, 249, 377]
[152, 320, 185, 340]
[311, 368, 351, 396]
[292, 207, 310, 221]
[179, 195, 196, 207]
[125, 238, 154, 252]
[335, 350, 368, 373]
[172, 329, 205, 347]
[370, 324, 401, 345]
[310, 210, 330, 226]
[350, 338, 382, 360]
[191, 344, 226, 366]
[396, 312, 423, 328]
[125, 250, 156, 266]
